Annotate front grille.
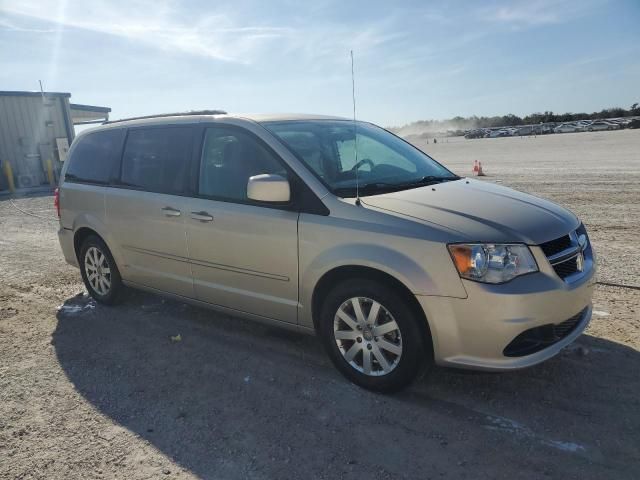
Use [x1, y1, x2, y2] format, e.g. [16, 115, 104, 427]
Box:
[552, 255, 580, 279]
[503, 308, 587, 357]
[538, 225, 590, 282]
[540, 235, 572, 257]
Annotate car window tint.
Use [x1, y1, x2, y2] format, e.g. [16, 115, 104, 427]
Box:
[121, 127, 192, 194]
[65, 129, 124, 184]
[274, 131, 327, 179]
[199, 127, 286, 201]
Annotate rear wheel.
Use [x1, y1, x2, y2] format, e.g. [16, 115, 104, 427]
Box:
[318, 279, 431, 393]
[79, 235, 123, 304]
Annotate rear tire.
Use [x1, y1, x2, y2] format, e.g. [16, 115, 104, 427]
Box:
[79, 235, 123, 305]
[318, 278, 431, 393]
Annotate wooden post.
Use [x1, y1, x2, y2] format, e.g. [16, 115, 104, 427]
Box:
[46, 158, 55, 186]
[3, 161, 15, 193]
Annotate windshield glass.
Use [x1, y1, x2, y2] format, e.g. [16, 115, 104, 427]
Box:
[263, 120, 458, 197]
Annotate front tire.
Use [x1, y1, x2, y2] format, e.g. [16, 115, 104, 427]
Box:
[318, 279, 431, 393]
[79, 235, 123, 305]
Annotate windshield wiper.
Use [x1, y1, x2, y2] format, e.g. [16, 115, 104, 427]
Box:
[364, 175, 459, 191]
[333, 182, 400, 197]
[411, 175, 460, 185]
[334, 176, 460, 198]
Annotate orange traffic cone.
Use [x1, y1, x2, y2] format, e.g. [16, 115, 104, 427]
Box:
[472, 160, 479, 174]
[476, 161, 486, 176]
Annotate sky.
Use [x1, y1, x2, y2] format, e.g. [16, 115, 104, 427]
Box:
[1, 0, 639, 127]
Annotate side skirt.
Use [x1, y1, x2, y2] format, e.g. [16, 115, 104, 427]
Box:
[122, 279, 316, 336]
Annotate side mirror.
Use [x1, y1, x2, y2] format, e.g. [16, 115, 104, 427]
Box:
[247, 174, 290, 203]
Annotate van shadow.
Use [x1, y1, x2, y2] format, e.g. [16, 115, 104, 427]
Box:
[53, 291, 640, 478]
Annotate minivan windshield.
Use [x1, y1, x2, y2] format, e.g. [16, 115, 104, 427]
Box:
[264, 120, 458, 197]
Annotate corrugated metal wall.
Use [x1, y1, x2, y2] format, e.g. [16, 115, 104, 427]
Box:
[0, 94, 73, 189]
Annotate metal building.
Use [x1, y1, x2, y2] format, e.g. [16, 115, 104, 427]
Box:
[0, 91, 110, 191]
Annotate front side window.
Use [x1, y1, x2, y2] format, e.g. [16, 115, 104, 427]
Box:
[120, 127, 192, 194]
[264, 120, 457, 197]
[65, 129, 124, 184]
[199, 127, 286, 201]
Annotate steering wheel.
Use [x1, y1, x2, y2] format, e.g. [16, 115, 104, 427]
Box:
[350, 158, 374, 172]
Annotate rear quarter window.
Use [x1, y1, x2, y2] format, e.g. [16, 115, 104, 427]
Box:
[65, 129, 125, 184]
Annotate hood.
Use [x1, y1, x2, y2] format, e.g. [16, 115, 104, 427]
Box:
[361, 179, 579, 245]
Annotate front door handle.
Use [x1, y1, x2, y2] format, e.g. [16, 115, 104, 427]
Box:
[191, 211, 214, 222]
[161, 206, 181, 217]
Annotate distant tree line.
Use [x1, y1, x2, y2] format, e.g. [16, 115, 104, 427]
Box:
[391, 103, 640, 135]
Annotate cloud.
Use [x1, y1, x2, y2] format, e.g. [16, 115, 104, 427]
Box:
[480, 0, 604, 28]
[0, 0, 293, 63]
[0, 0, 410, 70]
[488, 4, 560, 26]
[0, 17, 56, 33]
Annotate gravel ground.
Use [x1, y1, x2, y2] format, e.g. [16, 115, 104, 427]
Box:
[1, 129, 639, 479]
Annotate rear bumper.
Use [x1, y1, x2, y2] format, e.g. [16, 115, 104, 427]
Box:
[58, 227, 78, 268]
[417, 253, 596, 371]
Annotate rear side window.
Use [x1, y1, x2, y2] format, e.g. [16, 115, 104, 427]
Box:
[65, 129, 124, 184]
[121, 127, 192, 194]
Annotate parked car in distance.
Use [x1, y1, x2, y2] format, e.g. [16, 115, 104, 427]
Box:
[554, 123, 581, 133]
[627, 118, 640, 129]
[586, 121, 617, 131]
[607, 118, 627, 127]
[464, 129, 485, 139]
[487, 129, 510, 138]
[56, 112, 595, 392]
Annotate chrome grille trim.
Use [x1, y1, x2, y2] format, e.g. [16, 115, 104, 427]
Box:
[539, 226, 591, 282]
[548, 246, 581, 265]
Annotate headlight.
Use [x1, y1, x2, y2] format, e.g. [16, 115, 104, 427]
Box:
[447, 243, 538, 284]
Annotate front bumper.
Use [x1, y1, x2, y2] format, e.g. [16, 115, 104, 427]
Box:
[417, 246, 596, 371]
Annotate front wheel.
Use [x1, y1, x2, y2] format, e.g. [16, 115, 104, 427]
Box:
[318, 279, 431, 393]
[79, 235, 123, 304]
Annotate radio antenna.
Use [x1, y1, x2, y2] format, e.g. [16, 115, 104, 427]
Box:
[350, 50, 360, 205]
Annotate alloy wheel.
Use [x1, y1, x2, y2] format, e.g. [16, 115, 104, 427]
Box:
[333, 297, 403, 376]
[84, 246, 111, 295]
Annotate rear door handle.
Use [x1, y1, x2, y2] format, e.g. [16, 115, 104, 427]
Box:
[191, 211, 214, 222]
[161, 206, 181, 217]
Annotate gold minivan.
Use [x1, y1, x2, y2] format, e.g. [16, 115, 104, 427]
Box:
[57, 113, 595, 392]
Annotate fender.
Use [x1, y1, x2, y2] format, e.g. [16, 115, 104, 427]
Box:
[298, 242, 467, 328]
[71, 212, 126, 276]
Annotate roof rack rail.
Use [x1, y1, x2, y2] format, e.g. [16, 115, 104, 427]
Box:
[104, 109, 227, 124]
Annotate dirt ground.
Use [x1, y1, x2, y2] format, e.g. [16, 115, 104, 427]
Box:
[1, 129, 639, 479]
